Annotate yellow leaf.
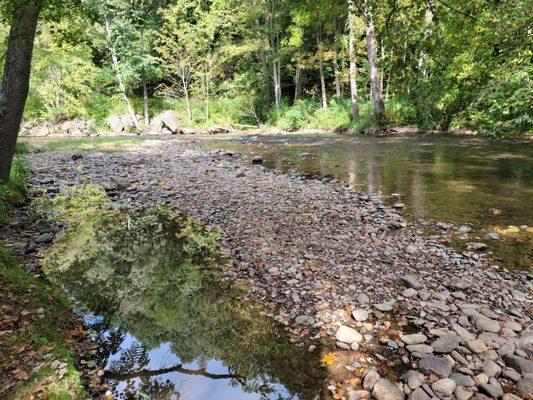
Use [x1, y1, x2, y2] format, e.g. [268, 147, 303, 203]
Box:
[322, 353, 337, 366]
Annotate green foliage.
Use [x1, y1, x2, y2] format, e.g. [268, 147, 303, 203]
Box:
[0, 158, 28, 225]
[4, 0, 529, 137]
[34, 184, 109, 223]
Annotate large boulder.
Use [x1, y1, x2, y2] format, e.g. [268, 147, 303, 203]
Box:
[60, 119, 91, 136]
[150, 110, 181, 134]
[107, 115, 126, 133]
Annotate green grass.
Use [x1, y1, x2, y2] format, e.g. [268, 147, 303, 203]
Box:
[21, 136, 143, 152]
[0, 157, 29, 225]
[0, 247, 86, 400]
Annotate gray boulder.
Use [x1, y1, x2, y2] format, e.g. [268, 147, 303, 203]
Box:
[150, 110, 181, 134]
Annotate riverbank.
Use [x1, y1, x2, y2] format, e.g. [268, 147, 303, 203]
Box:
[22, 139, 532, 400]
[0, 176, 105, 398]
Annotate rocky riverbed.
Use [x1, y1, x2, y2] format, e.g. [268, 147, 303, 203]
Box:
[17, 139, 533, 399]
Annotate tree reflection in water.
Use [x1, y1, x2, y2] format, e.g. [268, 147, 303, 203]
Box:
[44, 209, 326, 400]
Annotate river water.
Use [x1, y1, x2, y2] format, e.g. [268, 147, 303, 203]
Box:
[199, 134, 533, 271]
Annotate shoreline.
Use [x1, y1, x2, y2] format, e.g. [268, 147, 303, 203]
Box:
[10, 139, 533, 399]
[19, 125, 533, 142]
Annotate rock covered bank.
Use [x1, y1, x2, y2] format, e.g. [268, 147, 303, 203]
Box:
[26, 139, 532, 400]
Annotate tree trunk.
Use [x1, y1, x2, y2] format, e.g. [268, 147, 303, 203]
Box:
[418, 5, 433, 76]
[317, 30, 327, 109]
[180, 64, 192, 124]
[348, 1, 360, 120]
[205, 69, 210, 121]
[103, 14, 139, 130]
[365, 14, 385, 123]
[294, 65, 301, 102]
[140, 28, 149, 127]
[333, 53, 342, 98]
[256, 19, 272, 106]
[0, 1, 42, 182]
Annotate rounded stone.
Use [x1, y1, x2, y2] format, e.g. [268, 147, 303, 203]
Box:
[431, 378, 456, 397]
[372, 378, 405, 400]
[353, 309, 370, 322]
[336, 325, 363, 344]
[400, 334, 428, 345]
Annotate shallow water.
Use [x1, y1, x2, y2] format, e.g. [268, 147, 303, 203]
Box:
[43, 210, 326, 400]
[199, 134, 533, 271]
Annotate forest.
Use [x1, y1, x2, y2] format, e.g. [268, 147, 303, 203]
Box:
[1, 0, 532, 140]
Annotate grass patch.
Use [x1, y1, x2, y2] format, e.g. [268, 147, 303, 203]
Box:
[0, 246, 86, 400]
[21, 137, 143, 153]
[0, 158, 29, 225]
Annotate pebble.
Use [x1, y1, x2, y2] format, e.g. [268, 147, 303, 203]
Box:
[474, 315, 500, 333]
[336, 325, 363, 344]
[35, 233, 54, 243]
[373, 378, 405, 400]
[431, 378, 456, 397]
[467, 339, 489, 353]
[294, 315, 315, 325]
[374, 303, 393, 312]
[450, 373, 475, 387]
[516, 377, 533, 399]
[408, 387, 429, 400]
[406, 370, 425, 390]
[482, 360, 501, 378]
[479, 383, 503, 399]
[363, 369, 381, 390]
[418, 356, 452, 378]
[504, 355, 533, 374]
[454, 386, 474, 400]
[431, 334, 460, 353]
[353, 309, 370, 322]
[401, 334, 428, 345]
[406, 344, 433, 354]
[357, 293, 370, 305]
[400, 275, 423, 290]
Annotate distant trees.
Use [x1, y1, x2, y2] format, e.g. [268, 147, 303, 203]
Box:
[0, 0, 531, 180]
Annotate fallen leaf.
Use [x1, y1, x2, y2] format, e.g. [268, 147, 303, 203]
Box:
[322, 353, 337, 366]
